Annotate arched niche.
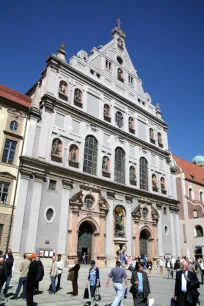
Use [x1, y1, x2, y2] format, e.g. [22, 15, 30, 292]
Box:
[69, 144, 79, 168]
[114, 205, 126, 238]
[51, 138, 63, 162]
[58, 80, 68, 100]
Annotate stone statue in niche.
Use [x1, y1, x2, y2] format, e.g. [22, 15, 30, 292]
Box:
[158, 133, 162, 145]
[117, 38, 124, 50]
[104, 105, 109, 117]
[156, 103, 160, 112]
[115, 211, 125, 237]
[70, 147, 77, 162]
[51, 139, 60, 156]
[60, 82, 67, 95]
[102, 157, 109, 172]
[161, 177, 165, 190]
[152, 175, 157, 188]
[149, 129, 154, 140]
[74, 89, 82, 103]
[130, 167, 136, 181]
[118, 68, 124, 81]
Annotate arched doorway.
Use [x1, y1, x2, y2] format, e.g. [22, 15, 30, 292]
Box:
[139, 229, 151, 257]
[77, 221, 94, 264]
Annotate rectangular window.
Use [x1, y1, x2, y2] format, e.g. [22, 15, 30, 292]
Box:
[49, 180, 57, 191]
[138, 120, 146, 141]
[0, 182, 10, 204]
[0, 224, 3, 244]
[55, 113, 65, 128]
[2, 139, 17, 164]
[87, 93, 99, 118]
[105, 60, 111, 70]
[128, 75, 133, 85]
[163, 207, 167, 215]
[193, 210, 198, 218]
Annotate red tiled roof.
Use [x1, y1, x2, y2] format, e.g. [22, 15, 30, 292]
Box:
[0, 84, 31, 108]
[173, 155, 204, 186]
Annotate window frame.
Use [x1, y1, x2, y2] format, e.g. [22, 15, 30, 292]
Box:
[10, 120, 18, 132]
[1, 138, 17, 164]
[114, 147, 125, 184]
[193, 210, 198, 218]
[83, 136, 98, 176]
[48, 179, 57, 191]
[140, 157, 148, 191]
[115, 111, 123, 128]
[0, 181, 10, 205]
[200, 191, 203, 202]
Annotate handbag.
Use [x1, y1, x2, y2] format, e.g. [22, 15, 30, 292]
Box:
[94, 287, 101, 301]
[67, 270, 74, 281]
[170, 297, 177, 306]
[83, 288, 89, 299]
[148, 297, 155, 306]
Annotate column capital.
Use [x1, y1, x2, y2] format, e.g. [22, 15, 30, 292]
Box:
[33, 172, 46, 183]
[125, 195, 133, 204]
[20, 169, 33, 180]
[28, 106, 41, 121]
[62, 179, 73, 190]
[107, 191, 115, 200]
[40, 95, 56, 113]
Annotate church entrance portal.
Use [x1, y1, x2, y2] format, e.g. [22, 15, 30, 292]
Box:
[140, 229, 151, 257]
[77, 221, 93, 264]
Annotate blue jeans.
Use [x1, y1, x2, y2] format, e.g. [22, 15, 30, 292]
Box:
[5, 273, 12, 292]
[50, 276, 56, 293]
[90, 285, 96, 298]
[112, 282, 123, 306]
[15, 277, 27, 297]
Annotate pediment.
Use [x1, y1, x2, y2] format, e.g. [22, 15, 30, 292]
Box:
[132, 202, 159, 223]
[0, 172, 16, 180]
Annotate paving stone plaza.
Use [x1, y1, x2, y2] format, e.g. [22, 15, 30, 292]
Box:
[6, 267, 204, 306]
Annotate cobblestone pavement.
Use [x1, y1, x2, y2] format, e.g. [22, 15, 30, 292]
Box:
[4, 267, 204, 306]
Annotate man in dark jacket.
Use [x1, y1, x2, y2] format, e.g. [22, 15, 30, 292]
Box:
[0, 257, 7, 302]
[3, 248, 14, 295]
[26, 254, 38, 306]
[67, 258, 80, 296]
[174, 260, 200, 306]
[34, 256, 44, 294]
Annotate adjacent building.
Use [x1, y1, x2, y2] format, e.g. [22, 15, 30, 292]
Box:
[174, 155, 204, 259]
[0, 84, 31, 252]
[11, 25, 181, 266]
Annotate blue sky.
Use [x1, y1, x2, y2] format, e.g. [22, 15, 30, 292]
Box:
[0, 0, 203, 161]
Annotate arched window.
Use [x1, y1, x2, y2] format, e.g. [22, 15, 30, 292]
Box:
[115, 111, 123, 128]
[161, 177, 167, 194]
[158, 132, 163, 148]
[83, 136, 98, 175]
[129, 117, 135, 134]
[195, 225, 203, 237]
[104, 104, 111, 122]
[140, 157, 148, 191]
[200, 191, 203, 202]
[118, 68, 124, 82]
[102, 156, 110, 177]
[152, 174, 158, 191]
[74, 88, 83, 107]
[51, 138, 63, 162]
[58, 80, 68, 100]
[189, 188, 193, 200]
[69, 144, 79, 168]
[149, 128, 155, 144]
[129, 166, 136, 185]
[114, 148, 125, 184]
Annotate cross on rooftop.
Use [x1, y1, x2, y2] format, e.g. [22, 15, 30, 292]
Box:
[116, 18, 122, 29]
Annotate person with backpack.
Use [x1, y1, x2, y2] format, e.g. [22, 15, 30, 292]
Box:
[3, 248, 14, 295]
[86, 260, 100, 306]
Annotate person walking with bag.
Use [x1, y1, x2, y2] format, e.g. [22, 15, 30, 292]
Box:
[86, 260, 100, 306]
[35, 256, 44, 294]
[49, 256, 58, 294]
[26, 254, 38, 306]
[106, 260, 128, 306]
[130, 262, 151, 306]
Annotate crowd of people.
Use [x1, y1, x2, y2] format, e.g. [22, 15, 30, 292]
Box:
[0, 248, 203, 306]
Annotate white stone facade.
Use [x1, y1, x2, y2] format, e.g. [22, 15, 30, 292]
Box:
[11, 27, 181, 265]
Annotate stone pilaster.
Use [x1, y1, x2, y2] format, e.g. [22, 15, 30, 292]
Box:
[24, 107, 41, 157]
[10, 170, 32, 254]
[57, 180, 73, 255]
[169, 208, 176, 257]
[157, 204, 164, 257]
[25, 172, 46, 253]
[105, 193, 114, 267]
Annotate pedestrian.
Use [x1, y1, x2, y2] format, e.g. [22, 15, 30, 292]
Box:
[156, 259, 160, 274]
[119, 251, 125, 268]
[11, 253, 30, 300]
[67, 257, 80, 296]
[160, 258, 164, 275]
[146, 258, 153, 276]
[130, 262, 151, 306]
[3, 248, 14, 295]
[166, 258, 173, 279]
[132, 257, 136, 271]
[86, 260, 100, 306]
[0, 257, 7, 302]
[174, 260, 200, 306]
[82, 252, 87, 264]
[200, 258, 204, 284]
[143, 255, 147, 270]
[56, 254, 64, 291]
[106, 260, 128, 306]
[26, 253, 38, 306]
[49, 256, 58, 294]
[35, 256, 44, 294]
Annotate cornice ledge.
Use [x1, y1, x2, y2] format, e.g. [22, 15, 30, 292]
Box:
[40, 95, 56, 113]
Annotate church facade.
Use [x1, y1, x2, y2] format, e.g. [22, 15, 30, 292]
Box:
[11, 25, 181, 266]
